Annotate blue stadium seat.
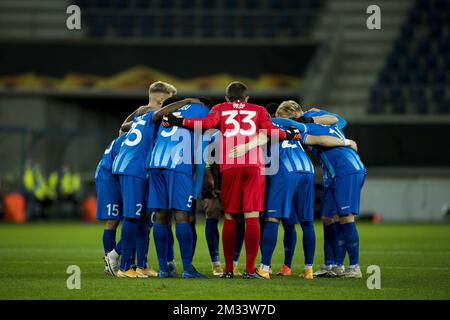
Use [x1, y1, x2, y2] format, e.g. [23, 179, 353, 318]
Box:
[137, 16, 156, 37]
[438, 36, 449, 53]
[94, 0, 109, 8]
[406, 55, 420, 70]
[135, 0, 151, 8]
[159, 0, 175, 9]
[115, 0, 129, 8]
[417, 40, 431, 55]
[378, 69, 393, 84]
[224, 0, 239, 9]
[391, 97, 406, 114]
[409, 87, 426, 114]
[117, 14, 134, 37]
[268, 0, 284, 9]
[76, 0, 91, 8]
[436, 100, 450, 114]
[407, 8, 421, 25]
[393, 38, 407, 55]
[369, 86, 384, 114]
[431, 86, 445, 102]
[308, 0, 322, 9]
[180, 0, 197, 9]
[387, 55, 400, 71]
[444, 53, 450, 69]
[286, 0, 302, 8]
[243, 0, 260, 9]
[425, 56, 437, 71]
[414, 68, 428, 83]
[199, 15, 215, 38]
[432, 70, 447, 83]
[222, 16, 236, 38]
[398, 68, 412, 83]
[413, 97, 428, 114]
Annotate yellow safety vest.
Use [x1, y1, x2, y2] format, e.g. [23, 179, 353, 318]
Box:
[23, 167, 34, 192]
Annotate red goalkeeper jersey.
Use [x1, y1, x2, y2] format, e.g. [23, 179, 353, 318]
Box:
[183, 100, 287, 172]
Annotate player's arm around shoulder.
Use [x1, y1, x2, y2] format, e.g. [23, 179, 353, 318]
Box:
[305, 135, 358, 151]
[312, 115, 339, 125]
[152, 98, 199, 122]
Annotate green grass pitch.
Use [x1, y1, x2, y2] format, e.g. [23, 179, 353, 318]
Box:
[0, 221, 449, 300]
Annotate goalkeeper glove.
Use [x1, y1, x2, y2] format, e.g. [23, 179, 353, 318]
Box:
[163, 113, 184, 127]
[285, 126, 301, 140]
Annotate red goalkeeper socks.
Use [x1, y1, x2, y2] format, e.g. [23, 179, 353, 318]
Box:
[244, 217, 260, 274]
[222, 219, 237, 273]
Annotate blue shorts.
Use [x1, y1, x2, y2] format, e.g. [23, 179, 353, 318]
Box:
[118, 175, 147, 218]
[265, 172, 315, 223]
[148, 169, 194, 212]
[320, 173, 365, 217]
[95, 177, 122, 221]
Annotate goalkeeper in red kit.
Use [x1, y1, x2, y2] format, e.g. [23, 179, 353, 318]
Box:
[163, 81, 300, 278]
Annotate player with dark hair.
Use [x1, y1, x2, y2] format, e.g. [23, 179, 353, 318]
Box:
[148, 98, 211, 278]
[163, 81, 300, 278]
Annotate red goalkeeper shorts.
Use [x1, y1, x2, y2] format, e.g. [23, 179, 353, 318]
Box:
[221, 167, 265, 213]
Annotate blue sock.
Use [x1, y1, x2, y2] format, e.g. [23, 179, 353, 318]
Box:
[115, 240, 122, 255]
[144, 220, 152, 268]
[323, 223, 336, 266]
[234, 219, 245, 262]
[282, 222, 297, 268]
[300, 221, 316, 266]
[261, 221, 278, 266]
[135, 219, 149, 269]
[102, 229, 116, 254]
[191, 220, 197, 260]
[341, 222, 359, 266]
[153, 223, 169, 272]
[334, 222, 346, 265]
[119, 218, 139, 271]
[175, 222, 193, 272]
[205, 218, 220, 263]
[259, 216, 266, 251]
[130, 246, 136, 266]
[167, 224, 174, 262]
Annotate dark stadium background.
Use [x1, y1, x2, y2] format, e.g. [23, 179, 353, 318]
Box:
[0, 0, 449, 221]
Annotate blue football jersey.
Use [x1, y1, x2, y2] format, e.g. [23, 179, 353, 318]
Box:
[148, 103, 210, 175]
[303, 123, 366, 179]
[112, 111, 158, 178]
[272, 117, 365, 179]
[304, 108, 347, 130]
[271, 118, 314, 174]
[95, 134, 126, 181]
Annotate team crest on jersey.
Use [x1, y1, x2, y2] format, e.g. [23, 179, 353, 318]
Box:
[179, 104, 192, 111]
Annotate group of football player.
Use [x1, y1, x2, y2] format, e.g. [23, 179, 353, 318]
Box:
[95, 80, 366, 279]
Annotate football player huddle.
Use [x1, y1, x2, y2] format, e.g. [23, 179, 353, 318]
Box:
[95, 80, 365, 280]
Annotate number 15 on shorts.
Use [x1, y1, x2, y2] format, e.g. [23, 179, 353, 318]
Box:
[106, 204, 119, 217]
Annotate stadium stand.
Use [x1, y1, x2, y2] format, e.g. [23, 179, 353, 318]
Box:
[77, 0, 324, 39]
[370, 0, 450, 114]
